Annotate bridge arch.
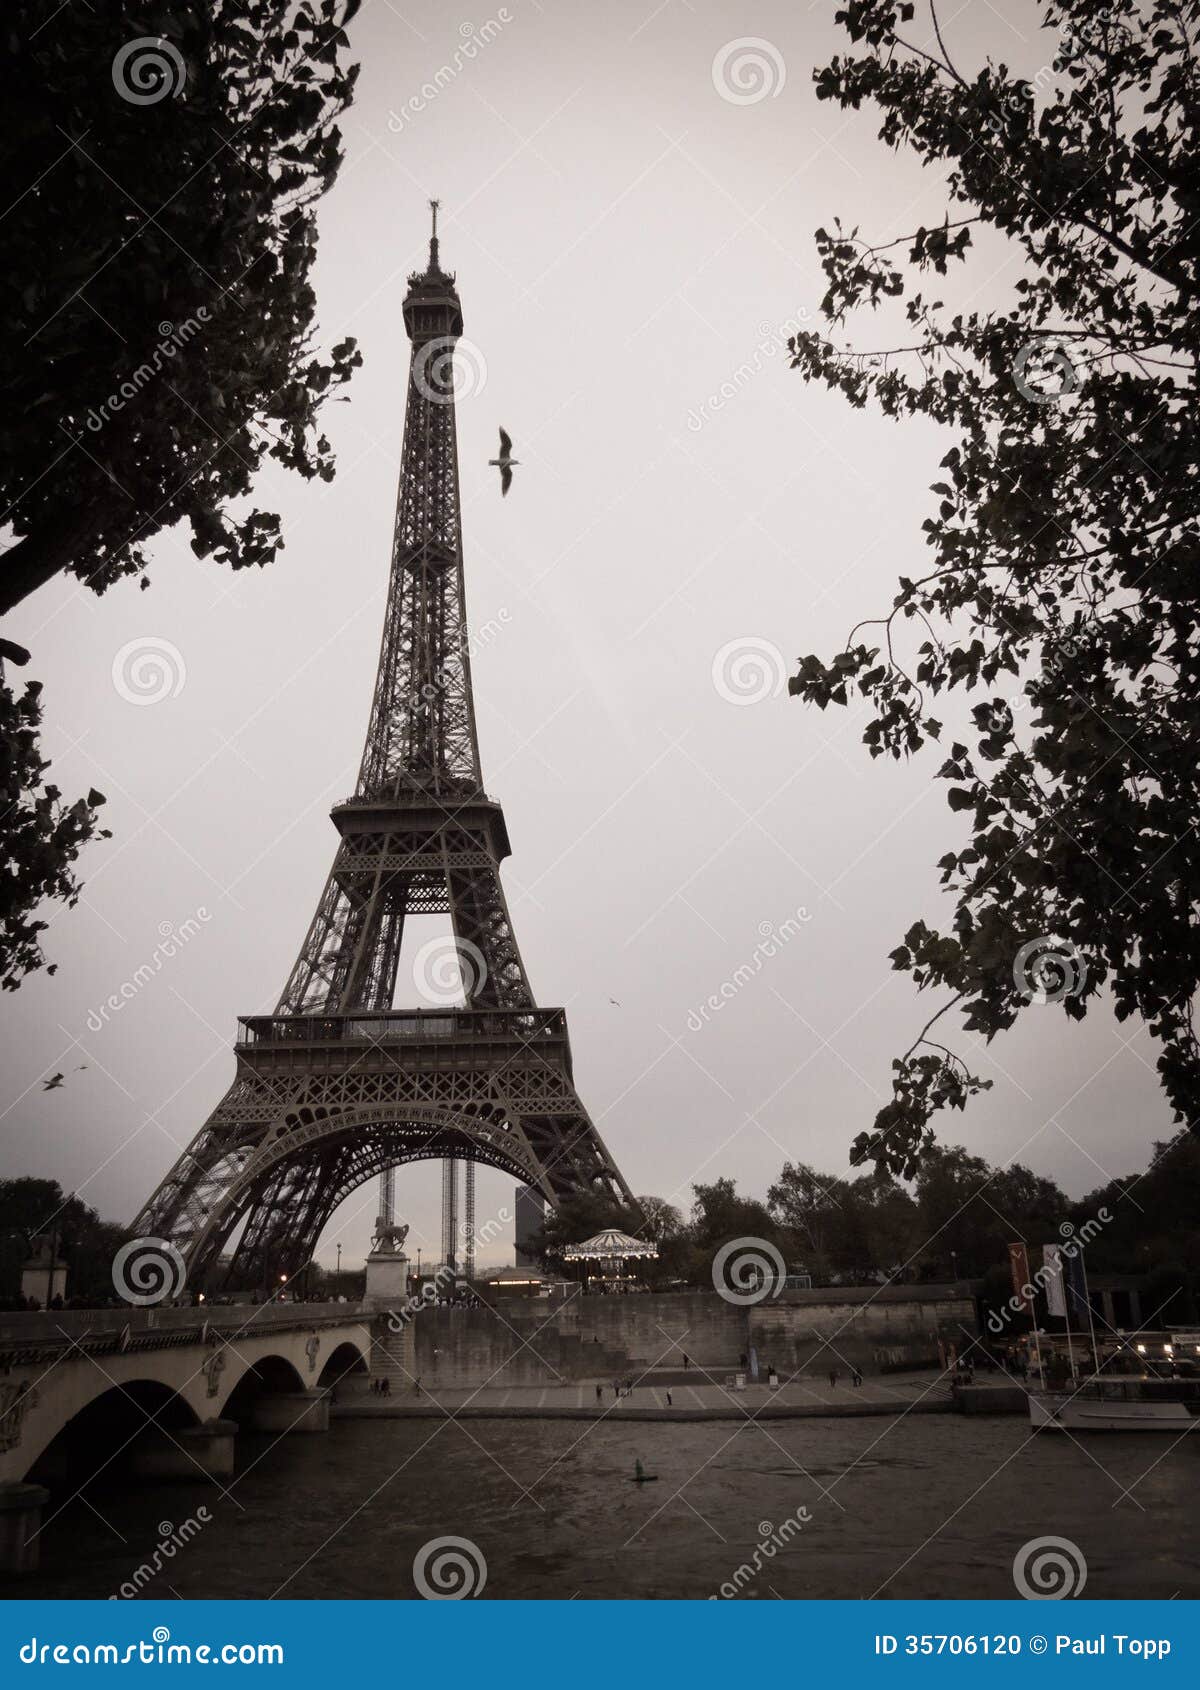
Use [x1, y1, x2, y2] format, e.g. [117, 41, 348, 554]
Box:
[220, 1353, 307, 1423]
[318, 1341, 369, 1390]
[25, 1377, 200, 1489]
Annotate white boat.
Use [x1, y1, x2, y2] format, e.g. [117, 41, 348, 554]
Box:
[1029, 1376, 1200, 1433]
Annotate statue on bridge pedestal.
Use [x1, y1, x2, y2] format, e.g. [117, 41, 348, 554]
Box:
[371, 1221, 409, 1256]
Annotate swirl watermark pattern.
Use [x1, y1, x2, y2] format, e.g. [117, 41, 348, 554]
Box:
[1012, 340, 1080, 404]
[112, 637, 187, 706]
[412, 937, 488, 1006]
[112, 38, 186, 106]
[112, 1237, 187, 1306]
[712, 1237, 785, 1305]
[1013, 1535, 1088, 1599]
[412, 1536, 488, 1599]
[711, 637, 787, 706]
[1013, 936, 1087, 1004]
[412, 335, 488, 404]
[712, 38, 786, 106]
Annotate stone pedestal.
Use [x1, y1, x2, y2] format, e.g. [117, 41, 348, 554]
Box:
[20, 1258, 67, 1308]
[248, 1389, 329, 1434]
[362, 1249, 411, 1314]
[130, 1418, 237, 1482]
[0, 1482, 50, 1574]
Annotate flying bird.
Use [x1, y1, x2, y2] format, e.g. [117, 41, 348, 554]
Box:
[43, 1073, 64, 1091]
[608, 997, 621, 1007]
[489, 427, 518, 496]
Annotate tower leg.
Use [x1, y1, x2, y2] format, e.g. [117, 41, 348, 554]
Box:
[379, 1165, 395, 1230]
[463, 1160, 476, 1280]
[515, 1184, 546, 1267]
[441, 1158, 458, 1274]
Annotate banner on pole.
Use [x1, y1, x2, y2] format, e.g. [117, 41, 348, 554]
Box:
[1063, 1238, 1090, 1323]
[1043, 1242, 1067, 1317]
[1007, 1241, 1032, 1309]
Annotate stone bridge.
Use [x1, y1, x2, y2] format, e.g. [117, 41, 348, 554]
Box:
[0, 1303, 374, 1573]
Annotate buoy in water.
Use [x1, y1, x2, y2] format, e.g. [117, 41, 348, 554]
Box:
[631, 1459, 659, 1484]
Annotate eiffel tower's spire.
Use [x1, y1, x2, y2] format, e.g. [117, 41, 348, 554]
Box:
[428, 196, 440, 271]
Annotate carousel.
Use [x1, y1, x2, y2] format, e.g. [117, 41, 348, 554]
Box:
[563, 1228, 659, 1291]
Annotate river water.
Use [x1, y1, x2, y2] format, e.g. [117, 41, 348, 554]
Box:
[18, 1414, 1200, 1601]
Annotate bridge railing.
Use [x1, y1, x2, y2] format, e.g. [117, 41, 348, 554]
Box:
[0, 1301, 367, 1353]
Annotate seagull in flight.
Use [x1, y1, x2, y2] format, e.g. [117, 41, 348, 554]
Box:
[43, 1072, 64, 1091]
[489, 427, 518, 496]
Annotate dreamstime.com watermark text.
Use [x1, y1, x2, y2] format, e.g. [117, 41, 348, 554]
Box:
[709, 1507, 812, 1598]
[85, 910, 212, 1032]
[109, 1510, 212, 1600]
[687, 907, 810, 1031]
[387, 15, 513, 131]
[18, 1626, 282, 1666]
[83, 312, 211, 432]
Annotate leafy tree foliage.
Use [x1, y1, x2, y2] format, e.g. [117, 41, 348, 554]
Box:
[0, 0, 362, 614]
[0, 665, 108, 990]
[0, 1177, 129, 1305]
[767, 1149, 1067, 1281]
[766, 1161, 850, 1275]
[1073, 1130, 1200, 1277]
[689, 1177, 776, 1250]
[914, 1145, 1065, 1277]
[788, 0, 1200, 1173]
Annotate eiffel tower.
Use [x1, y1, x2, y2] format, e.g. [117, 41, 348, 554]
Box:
[133, 205, 636, 1291]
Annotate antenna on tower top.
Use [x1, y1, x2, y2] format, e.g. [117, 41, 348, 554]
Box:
[428, 198, 440, 270]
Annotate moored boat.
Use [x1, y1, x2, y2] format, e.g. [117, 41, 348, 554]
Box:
[1029, 1375, 1200, 1433]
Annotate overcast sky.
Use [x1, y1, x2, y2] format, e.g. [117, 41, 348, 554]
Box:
[1, 0, 1173, 1275]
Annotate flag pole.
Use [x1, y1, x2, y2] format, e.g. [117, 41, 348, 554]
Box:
[1080, 1244, 1101, 1379]
[1061, 1245, 1077, 1382]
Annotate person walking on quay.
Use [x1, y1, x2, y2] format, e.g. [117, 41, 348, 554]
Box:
[682, 1352, 691, 1371]
[851, 1368, 863, 1388]
[595, 1383, 603, 1404]
[665, 1390, 673, 1407]
[828, 1368, 839, 1389]
[412, 1378, 422, 1396]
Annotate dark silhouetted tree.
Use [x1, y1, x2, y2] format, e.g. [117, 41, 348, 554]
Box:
[0, 656, 108, 990]
[1, 0, 362, 614]
[788, 0, 1200, 1173]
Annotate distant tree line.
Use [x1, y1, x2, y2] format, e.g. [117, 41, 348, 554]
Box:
[536, 1133, 1200, 1309]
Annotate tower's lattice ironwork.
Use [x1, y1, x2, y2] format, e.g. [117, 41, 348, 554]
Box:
[132, 208, 636, 1290]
